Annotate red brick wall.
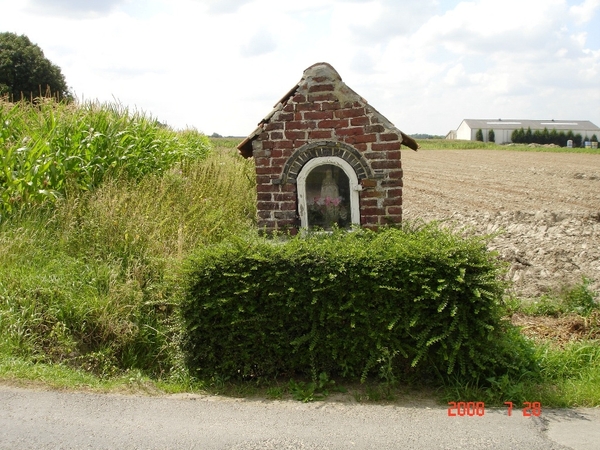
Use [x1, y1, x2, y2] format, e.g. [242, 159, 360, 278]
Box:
[251, 66, 404, 233]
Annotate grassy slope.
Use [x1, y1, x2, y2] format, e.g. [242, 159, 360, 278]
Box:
[0, 102, 256, 391]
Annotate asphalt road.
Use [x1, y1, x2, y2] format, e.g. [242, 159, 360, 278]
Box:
[1, 386, 599, 449]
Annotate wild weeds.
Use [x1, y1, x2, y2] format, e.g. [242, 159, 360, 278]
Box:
[518, 278, 598, 317]
[0, 146, 256, 378]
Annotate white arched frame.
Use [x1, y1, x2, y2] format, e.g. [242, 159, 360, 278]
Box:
[297, 156, 361, 229]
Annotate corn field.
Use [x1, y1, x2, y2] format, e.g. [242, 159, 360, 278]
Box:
[0, 98, 211, 219]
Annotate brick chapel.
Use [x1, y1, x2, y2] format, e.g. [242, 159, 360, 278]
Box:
[238, 62, 418, 234]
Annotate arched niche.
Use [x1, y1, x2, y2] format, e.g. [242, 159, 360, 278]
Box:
[297, 156, 361, 230]
[280, 141, 373, 185]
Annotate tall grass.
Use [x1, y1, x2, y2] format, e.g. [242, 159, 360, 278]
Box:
[442, 291, 600, 407]
[0, 98, 211, 218]
[535, 341, 600, 407]
[0, 148, 256, 378]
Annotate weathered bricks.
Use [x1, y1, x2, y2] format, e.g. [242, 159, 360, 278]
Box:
[242, 62, 408, 233]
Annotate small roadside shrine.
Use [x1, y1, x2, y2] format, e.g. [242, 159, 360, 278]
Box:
[238, 62, 418, 234]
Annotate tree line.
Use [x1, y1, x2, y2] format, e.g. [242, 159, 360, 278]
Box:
[511, 127, 597, 147]
[476, 127, 598, 147]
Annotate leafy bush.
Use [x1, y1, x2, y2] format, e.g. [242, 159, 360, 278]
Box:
[181, 225, 537, 383]
[561, 278, 598, 316]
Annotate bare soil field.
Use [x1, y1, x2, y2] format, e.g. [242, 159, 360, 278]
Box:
[401, 149, 600, 300]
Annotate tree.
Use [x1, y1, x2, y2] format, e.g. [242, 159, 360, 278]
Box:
[0, 32, 71, 102]
[525, 127, 533, 143]
[475, 129, 484, 142]
[511, 127, 525, 143]
[542, 127, 550, 145]
[488, 129, 495, 143]
[557, 131, 567, 147]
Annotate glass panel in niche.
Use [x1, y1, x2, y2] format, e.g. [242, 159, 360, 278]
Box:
[305, 164, 351, 230]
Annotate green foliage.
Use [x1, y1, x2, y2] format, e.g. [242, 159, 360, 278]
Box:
[475, 129, 484, 142]
[288, 372, 336, 402]
[0, 32, 71, 102]
[0, 150, 256, 378]
[209, 136, 243, 148]
[0, 234, 172, 377]
[562, 278, 598, 316]
[510, 126, 587, 147]
[410, 133, 445, 140]
[520, 296, 564, 317]
[0, 98, 212, 219]
[488, 129, 495, 143]
[181, 225, 537, 384]
[518, 278, 598, 317]
[417, 140, 503, 150]
[419, 139, 598, 153]
[444, 338, 600, 408]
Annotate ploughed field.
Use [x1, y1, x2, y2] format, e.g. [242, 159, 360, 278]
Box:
[401, 149, 600, 300]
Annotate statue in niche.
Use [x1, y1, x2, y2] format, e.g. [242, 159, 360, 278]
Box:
[308, 166, 348, 229]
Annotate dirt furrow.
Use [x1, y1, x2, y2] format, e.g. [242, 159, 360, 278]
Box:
[401, 149, 600, 298]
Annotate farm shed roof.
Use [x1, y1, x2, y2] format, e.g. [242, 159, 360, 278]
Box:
[460, 119, 600, 132]
[237, 62, 418, 158]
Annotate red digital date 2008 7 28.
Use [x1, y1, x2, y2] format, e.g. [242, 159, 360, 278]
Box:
[447, 401, 542, 417]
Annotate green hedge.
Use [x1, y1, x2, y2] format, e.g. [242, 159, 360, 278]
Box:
[181, 225, 536, 382]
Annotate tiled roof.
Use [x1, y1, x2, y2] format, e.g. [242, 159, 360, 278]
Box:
[238, 62, 418, 158]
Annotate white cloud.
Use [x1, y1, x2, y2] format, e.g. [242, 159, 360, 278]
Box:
[443, 64, 468, 86]
[26, 0, 127, 17]
[1, 0, 598, 136]
[196, 0, 254, 14]
[241, 29, 277, 57]
[570, 0, 600, 23]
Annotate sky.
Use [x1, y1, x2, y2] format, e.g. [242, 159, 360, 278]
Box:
[1, 0, 599, 137]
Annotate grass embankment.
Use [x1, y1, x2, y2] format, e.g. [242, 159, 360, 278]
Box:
[444, 284, 600, 407]
[417, 138, 600, 153]
[1, 103, 598, 405]
[0, 100, 255, 392]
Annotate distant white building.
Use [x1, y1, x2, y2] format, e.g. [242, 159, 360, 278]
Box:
[450, 119, 600, 144]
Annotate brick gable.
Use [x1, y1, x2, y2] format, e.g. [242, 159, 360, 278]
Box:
[238, 62, 418, 233]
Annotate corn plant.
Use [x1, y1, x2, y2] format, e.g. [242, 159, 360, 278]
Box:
[0, 98, 211, 219]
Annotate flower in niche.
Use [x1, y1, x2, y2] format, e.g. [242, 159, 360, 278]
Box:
[314, 195, 341, 207]
[308, 195, 347, 229]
